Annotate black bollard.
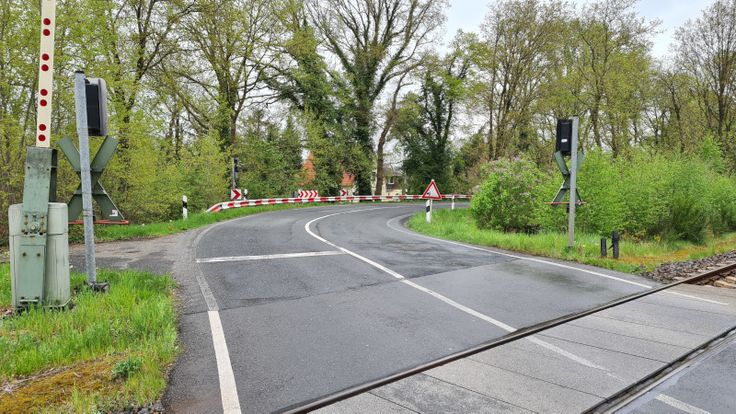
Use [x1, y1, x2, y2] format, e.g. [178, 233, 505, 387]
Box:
[601, 238, 607, 258]
[612, 231, 620, 259]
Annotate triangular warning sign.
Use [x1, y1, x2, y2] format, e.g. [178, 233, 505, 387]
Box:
[421, 180, 442, 200]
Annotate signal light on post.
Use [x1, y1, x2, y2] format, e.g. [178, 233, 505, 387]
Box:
[84, 78, 108, 136]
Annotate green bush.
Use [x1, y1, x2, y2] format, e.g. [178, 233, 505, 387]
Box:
[536, 150, 630, 236]
[472, 148, 736, 244]
[469, 156, 549, 232]
[709, 177, 736, 234]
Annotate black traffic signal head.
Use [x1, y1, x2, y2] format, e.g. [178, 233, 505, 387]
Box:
[556, 119, 572, 155]
[85, 78, 108, 136]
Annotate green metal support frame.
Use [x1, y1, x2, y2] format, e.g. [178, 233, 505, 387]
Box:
[17, 147, 58, 305]
[57, 135, 124, 223]
[551, 150, 585, 207]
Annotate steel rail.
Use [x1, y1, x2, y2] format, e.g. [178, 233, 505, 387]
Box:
[279, 261, 736, 413]
[595, 327, 736, 413]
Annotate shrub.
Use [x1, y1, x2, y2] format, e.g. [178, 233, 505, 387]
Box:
[709, 176, 736, 234]
[536, 150, 631, 236]
[474, 148, 736, 244]
[469, 156, 549, 232]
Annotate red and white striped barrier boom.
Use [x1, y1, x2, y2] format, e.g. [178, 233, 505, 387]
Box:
[36, 0, 57, 147]
[206, 194, 473, 213]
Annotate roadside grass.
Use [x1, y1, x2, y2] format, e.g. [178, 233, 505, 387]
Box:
[0, 265, 178, 413]
[409, 209, 736, 274]
[68, 202, 335, 243]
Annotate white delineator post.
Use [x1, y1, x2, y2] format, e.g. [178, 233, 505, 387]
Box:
[451, 195, 455, 210]
[36, 0, 56, 148]
[426, 199, 432, 223]
[183, 195, 188, 219]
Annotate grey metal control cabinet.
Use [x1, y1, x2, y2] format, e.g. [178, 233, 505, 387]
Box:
[9, 203, 70, 308]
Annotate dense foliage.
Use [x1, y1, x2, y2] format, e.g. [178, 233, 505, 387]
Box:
[471, 146, 736, 243]
[469, 156, 549, 232]
[1, 0, 736, 245]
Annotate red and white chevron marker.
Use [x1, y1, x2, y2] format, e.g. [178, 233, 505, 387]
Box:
[36, 0, 56, 148]
[298, 190, 319, 198]
[230, 189, 243, 200]
[205, 194, 473, 213]
[340, 189, 348, 197]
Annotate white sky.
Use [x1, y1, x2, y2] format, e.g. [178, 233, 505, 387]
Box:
[444, 0, 715, 59]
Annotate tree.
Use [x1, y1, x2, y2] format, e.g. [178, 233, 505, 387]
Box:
[374, 72, 410, 195]
[305, 0, 448, 195]
[235, 111, 303, 198]
[0, 0, 42, 243]
[395, 51, 469, 193]
[78, 0, 194, 146]
[262, 3, 358, 195]
[172, 0, 275, 151]
[569, 0, 659, 156]
[674, 0, 736, 169]
[470, 0, 565, 161]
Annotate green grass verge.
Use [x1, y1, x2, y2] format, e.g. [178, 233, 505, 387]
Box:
[68, 203, 334, 243]
[0, 264, 178, 412]
[409, 209, 736, 274]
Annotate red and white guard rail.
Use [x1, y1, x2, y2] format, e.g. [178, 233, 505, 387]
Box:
[206, 194, 473, 213]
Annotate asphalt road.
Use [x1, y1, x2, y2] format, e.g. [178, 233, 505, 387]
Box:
[71, 202, 653, 413]
[150, 202, 652, 413]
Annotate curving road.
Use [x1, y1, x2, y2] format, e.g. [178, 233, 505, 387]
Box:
[154, 202, 652, 413]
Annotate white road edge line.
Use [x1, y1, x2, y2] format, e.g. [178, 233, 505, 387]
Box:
[209, 311, 243, 414]
[656, 394, 711, 414]
[664, 291, 728, 306]
[304, 209, 614, 375]
[192, 219, 242, 414]
[196, 250, 344, 263]
[386, 215, 729, 306]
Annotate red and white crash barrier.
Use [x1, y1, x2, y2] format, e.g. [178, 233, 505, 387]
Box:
[206, 194, 473, 213]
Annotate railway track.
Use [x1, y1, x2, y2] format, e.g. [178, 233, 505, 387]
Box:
[584, 261, 736, 412]
[641, 250, 736, 289]
[283, 260, 736, 413]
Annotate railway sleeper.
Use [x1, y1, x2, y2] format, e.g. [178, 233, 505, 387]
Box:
[714, 275, 736, 289]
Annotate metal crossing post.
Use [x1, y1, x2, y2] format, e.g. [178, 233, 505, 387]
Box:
[567, 116, 579, 249]
[74, 71, 97, 285]
[551, 116, 585, 249]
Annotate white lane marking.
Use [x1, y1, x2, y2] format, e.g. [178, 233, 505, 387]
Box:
[196, 250, 344, 263]
[400, 278, 516, 331]
[387, 215, 731, 306]
[656, 394, 711, 414]
[665, 291, 728, 306]
[385, 215, 651, 288]
[209, 311, 242, 414]
[192, 220, 242, 413]
[305, 210, 614, 375]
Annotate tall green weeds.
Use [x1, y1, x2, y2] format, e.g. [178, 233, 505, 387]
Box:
[0, 266, 178, 411]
